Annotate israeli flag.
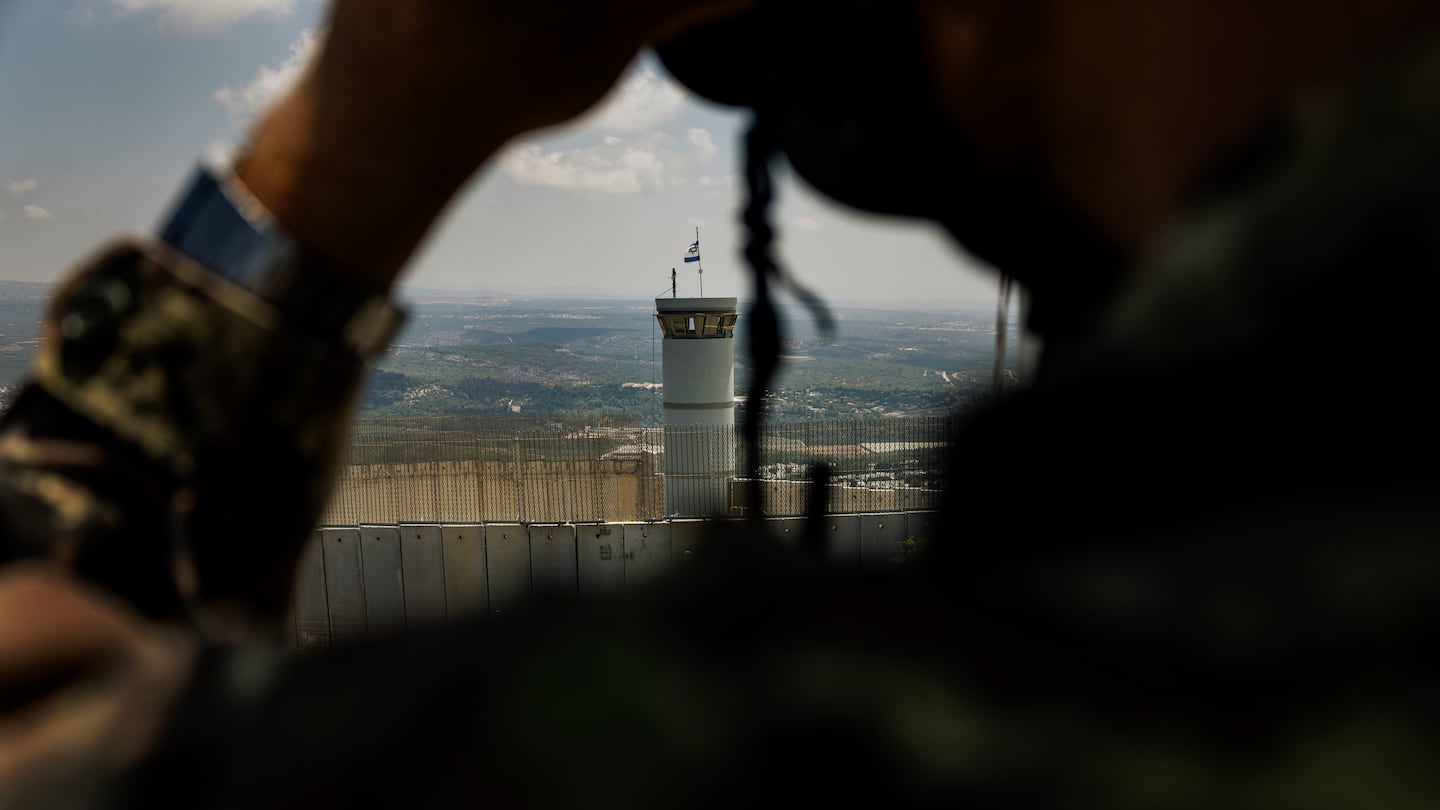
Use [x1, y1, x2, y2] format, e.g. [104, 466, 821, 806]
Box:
[684, 241, 700, 263]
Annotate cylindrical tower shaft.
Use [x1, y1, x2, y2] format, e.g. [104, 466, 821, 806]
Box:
[656, 297, 738, 517]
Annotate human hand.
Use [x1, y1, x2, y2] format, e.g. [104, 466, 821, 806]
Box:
[238, 0, 752, 288]
[0, 566, 145, 707]
[0, 566, 192, 795]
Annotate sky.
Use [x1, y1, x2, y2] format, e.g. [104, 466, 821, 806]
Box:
[0, 0, 1002, 305]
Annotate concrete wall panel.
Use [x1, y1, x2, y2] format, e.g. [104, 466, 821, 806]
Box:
[860, 514, 907, 566]
[766, 517, 807, 554]
[623, 522, 671, 587]
[669, 519, 712, 572]
[292, 531, 330, 649]
[530, 524, 578, 600]
[485, 524, 530, 616]
[441, 524, 488, 621]
[906, 511, 939, 547]
[360, 525, 406, 636]
[317, 511, 937, 628]
[400, 524, 447, 627]
[577, 523, 625, 597]
[823, 515, 862, 565]
[320, 528, 366, 644]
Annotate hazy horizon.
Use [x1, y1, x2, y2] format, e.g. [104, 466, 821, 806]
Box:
[0, 274, 1008, 312]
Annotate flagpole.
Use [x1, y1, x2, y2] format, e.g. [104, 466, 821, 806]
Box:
[696, 226, 704, 297]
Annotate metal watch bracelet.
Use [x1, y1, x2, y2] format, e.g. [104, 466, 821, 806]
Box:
[158, 160, 403, 358]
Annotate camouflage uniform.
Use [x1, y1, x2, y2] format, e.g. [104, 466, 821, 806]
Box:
[7, 28, 1440, 810]
[0, 239, 391, 807]
[0, 239, 387, 623]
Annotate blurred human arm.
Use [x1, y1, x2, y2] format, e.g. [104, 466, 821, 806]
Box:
[0, 0, 748, 630]
[0, 0, 751, 791]
[238, 0, 752, 291]
[0, 565, 192, 808]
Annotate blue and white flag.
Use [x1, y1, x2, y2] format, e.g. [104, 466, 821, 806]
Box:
[684, 241, 701, 263]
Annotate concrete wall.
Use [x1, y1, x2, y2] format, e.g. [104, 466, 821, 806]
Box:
[289, 511, 939, 650]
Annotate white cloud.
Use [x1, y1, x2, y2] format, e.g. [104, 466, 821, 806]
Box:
[6, 179, 38, 196]
[687, 128, 718, 163]
[499, 141, 667, 195]
[576, 67, 686, 134]
[213, 29, 321, 125]
[201, 141, 240, 167]
[498, 129, 724, 196]
[24, 206, 52, 221]
[495, 63, 725, 197]
[109, 0, 296, 34]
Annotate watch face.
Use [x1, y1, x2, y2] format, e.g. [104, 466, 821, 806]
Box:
[658, 0, 1125, 340]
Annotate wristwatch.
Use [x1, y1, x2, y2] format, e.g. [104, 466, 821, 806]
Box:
[157, 156, 403, 357]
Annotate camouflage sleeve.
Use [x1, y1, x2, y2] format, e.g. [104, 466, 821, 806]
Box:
[0, 239, 401, 632]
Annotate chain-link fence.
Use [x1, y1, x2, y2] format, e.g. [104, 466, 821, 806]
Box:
[319, 414, 958, 525]
[737, 415, 959, 517]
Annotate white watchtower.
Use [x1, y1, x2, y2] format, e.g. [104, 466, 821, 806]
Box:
[655, 296, 739, 517]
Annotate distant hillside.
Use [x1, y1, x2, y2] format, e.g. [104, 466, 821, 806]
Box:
[0, 280, 52, 300]
[0, 281, 50, 398]
[367, 296, 1018, 423]
[0, 282, 1017, 423]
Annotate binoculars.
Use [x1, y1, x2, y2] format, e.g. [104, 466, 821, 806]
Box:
[657, 0, 1124, 343]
